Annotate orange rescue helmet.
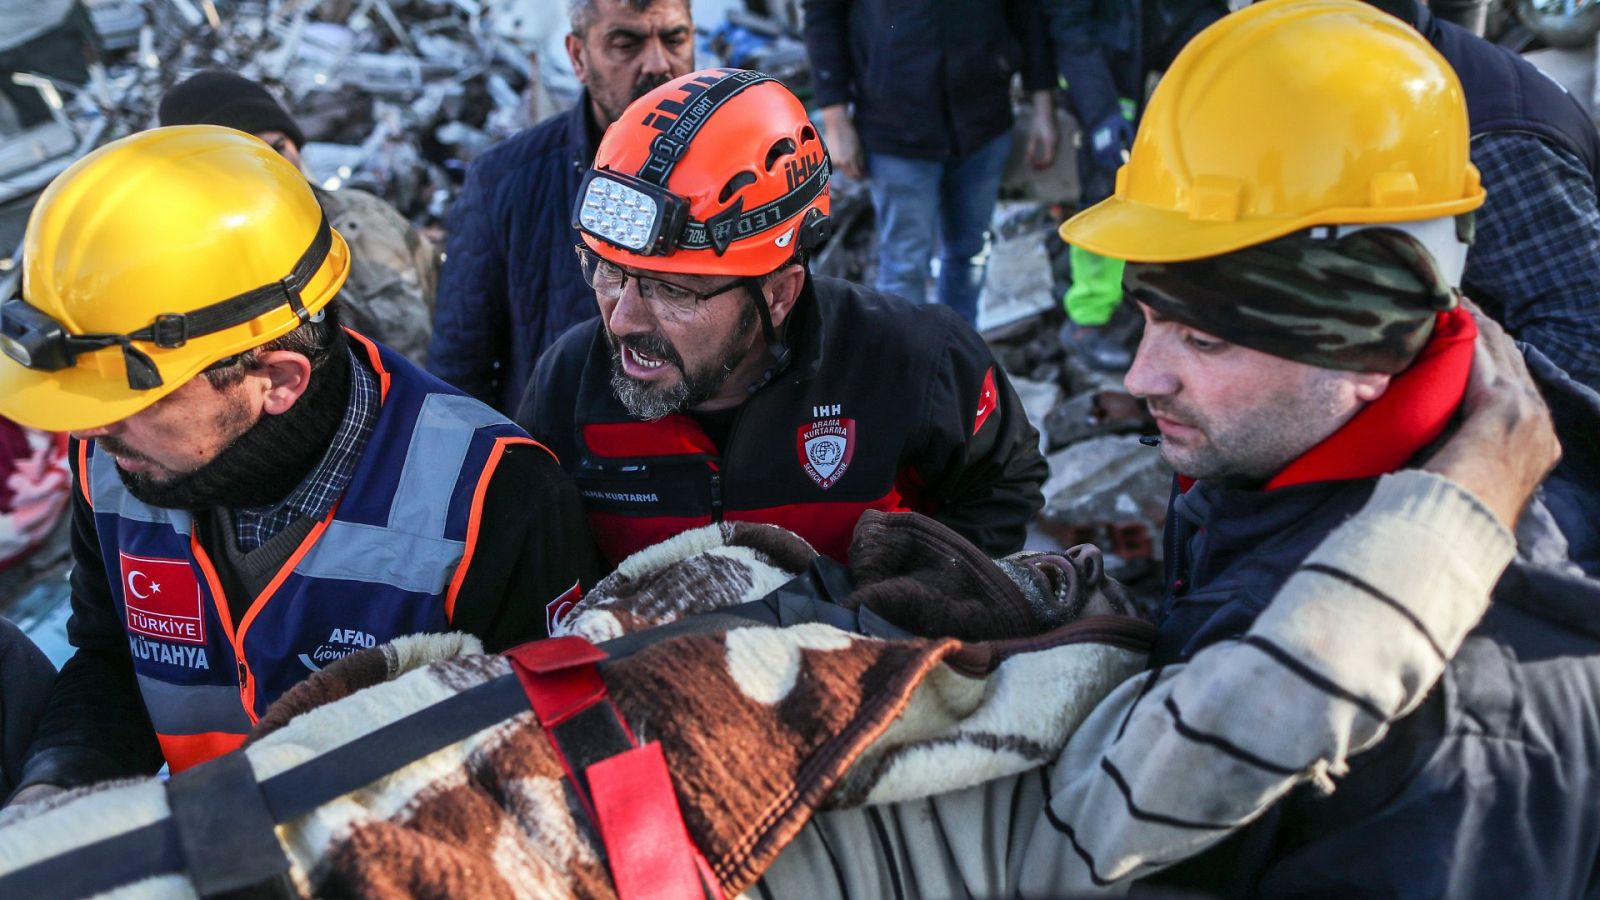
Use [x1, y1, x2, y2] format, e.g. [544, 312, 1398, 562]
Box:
[575, 68, 832, 276]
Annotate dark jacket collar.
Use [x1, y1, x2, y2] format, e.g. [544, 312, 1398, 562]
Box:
[565, 88, 602, 166]
[1152, 476, 1373, 665]
[775, 274, 827, 385]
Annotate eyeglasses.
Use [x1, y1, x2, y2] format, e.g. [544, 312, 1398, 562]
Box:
[574, 245, 742, 320]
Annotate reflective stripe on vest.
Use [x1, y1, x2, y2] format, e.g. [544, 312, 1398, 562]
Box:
[87, 342, 529, 771]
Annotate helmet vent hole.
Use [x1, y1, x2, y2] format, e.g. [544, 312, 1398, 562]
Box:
[718, 171, 758, 203]
[764, 138, 797, 171]
[799, 125, 817, 145]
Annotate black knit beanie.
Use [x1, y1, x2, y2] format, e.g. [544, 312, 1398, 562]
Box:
[157, 70, 306, 150]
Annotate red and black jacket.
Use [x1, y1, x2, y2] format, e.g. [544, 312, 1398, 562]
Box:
[520, 274, 1047, 568]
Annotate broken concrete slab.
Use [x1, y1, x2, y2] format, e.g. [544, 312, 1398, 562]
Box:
[1009, 376, 1064, 456]
[1037, 433, 1172, 563]
[1042, 388, 1152, 451]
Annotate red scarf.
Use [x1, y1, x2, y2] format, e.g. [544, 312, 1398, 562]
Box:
[1175, 308, 1476, 492]
[1266, 307, 1476, 490]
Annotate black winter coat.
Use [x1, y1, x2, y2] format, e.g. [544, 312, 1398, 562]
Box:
[802, 0, 1055, 159]
[519, 275, 1048, 568]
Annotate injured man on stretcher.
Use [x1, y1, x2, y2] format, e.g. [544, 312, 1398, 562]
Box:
[0, 311, 1562, 898]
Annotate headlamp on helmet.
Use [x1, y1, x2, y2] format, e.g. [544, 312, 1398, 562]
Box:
[1, 298, 86, 371]
[1, 212, 333, 391]
[0, 297, 193, 391]
[574, 169, 689, 256]
[577, 68, 833, 276]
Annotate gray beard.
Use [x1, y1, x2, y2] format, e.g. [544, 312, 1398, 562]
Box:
[610, 366, 698, 420]
[606, 306, 758, 420]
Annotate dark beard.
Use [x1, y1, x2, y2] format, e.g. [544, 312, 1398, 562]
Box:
[112, 349, 353, 511]
[632, 72, 670, 102]
[594, 72, 675, 127]
[606, 306, 757, 420]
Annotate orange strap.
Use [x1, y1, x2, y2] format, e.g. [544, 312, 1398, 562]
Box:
[591, 744, 723, 900]
[156, 731, 248, 773]
[504, 637, 720, 900]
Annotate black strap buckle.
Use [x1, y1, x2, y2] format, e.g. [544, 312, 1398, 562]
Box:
[650, 135, 688, 162]
[149, 314, 189, 348]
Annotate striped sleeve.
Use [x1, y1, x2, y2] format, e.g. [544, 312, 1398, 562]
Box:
[1014, 468, 1516, 893]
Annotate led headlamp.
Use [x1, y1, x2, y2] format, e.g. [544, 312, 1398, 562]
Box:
[574, 169, 690, 257]
[0, 299, 110, 372]
[0, 213, 333, 390]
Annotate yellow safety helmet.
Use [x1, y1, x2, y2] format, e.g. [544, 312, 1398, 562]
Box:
[0, 125, 350, 432]
[1059, 0, 1486, 263]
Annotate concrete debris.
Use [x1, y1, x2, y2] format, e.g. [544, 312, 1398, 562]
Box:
[0, 0, 815, 273]
[977, 201, 1060, 333]
[1036, 434, 1173, 610]
[1009, 376, 1064, 456]
[809, 170, 874, 286]
[989, 310, 1065, 376]
[1042, 388, 1152, 452]
[1038, 434, 1136, 507]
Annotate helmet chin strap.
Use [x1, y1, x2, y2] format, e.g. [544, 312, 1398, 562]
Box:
[740, 275, 791, 393]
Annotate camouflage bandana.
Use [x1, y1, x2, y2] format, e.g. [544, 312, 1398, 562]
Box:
[1124, 228, 1460, 373]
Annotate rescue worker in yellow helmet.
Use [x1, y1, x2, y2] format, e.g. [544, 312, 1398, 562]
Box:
[1, 127, 598, 801]
[1053, 0, 1600, 894]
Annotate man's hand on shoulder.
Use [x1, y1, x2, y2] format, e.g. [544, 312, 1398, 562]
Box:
[1422, 301, 1560, 529]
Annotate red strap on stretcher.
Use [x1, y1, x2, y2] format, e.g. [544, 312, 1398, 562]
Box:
[504, 637, 722, 900]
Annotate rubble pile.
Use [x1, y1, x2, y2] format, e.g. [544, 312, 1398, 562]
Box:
[987, 270, 1167, 612]
[109, 0, 567, 230]
[0, 0, 1175, 610]
[1, 0, 812, 260]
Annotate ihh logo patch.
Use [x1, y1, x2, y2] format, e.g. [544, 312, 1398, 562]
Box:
[797, 417, 856, 490]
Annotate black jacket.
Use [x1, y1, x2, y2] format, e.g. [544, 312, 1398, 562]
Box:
[0, 618, 53, 799]
[427, 94, 600, 414]
[1143, 472, 1600, 897]
[1042, 0, 1224, 130]
[519, 274, 1048, 568]
[802, 0, 1054, 159]
[1141, 422, 1600, 897]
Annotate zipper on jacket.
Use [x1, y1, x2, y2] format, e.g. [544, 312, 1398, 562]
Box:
[707, 397, 750, 525]
[709, 469, 724, 522]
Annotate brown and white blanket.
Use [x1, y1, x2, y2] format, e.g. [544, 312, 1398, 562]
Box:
[0, 514, 1154, 899]
[0, 473, 1523, 897]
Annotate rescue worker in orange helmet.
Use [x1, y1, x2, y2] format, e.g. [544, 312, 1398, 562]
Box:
[517, 69, 1049, 572]
[1, 127, 598, 801]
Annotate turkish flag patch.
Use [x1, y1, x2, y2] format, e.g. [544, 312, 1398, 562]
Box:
[545, 580, 584, 635]
[973, 366, 998, 435]
[119, 552, 206, 645]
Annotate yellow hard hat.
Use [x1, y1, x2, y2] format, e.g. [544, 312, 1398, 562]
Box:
[0, 125, 350, 432]
[1059, 0, 1486, 263]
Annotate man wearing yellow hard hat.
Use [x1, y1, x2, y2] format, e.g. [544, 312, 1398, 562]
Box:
[1051, 0, 1600, 893]
[0, 127, 599, 800]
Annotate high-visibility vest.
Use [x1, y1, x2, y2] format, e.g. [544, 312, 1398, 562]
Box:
[82, 332, 542, 772]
